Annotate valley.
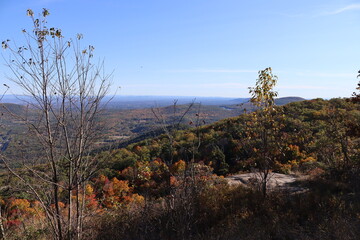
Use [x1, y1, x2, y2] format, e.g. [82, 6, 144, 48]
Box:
[0, 96, 305, 166]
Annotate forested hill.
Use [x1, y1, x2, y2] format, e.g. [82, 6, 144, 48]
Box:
[99, 97, 359, 177]
[0, 96, 305, 165]
[1, 97, 359, 239]
[274, 96, 305, 105]
[97, 96, 306, 146]
[0, 103, 34, 117]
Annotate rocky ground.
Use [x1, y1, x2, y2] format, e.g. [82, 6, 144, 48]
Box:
[226, 172, 308, 193]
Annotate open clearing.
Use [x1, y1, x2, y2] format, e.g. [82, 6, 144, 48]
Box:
[226, 172, 307, 193]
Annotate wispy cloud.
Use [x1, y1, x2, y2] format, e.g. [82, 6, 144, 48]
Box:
[278, 85, 338, 90]
[124, 82, 247, 89]
[320, 4, 360, 16]
[164, 69, 257, 73]
[198, 83, 246, 88]
[294, 71, 354, 78]
[156, 69, 352, 79]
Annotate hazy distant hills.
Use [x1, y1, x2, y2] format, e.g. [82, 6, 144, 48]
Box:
[100, 96, 305, 109]
[0, 103, 35, 117]
[0, 95, 305, 109]
[0, 95, 32, 105]
[104, 96, 250, 109]
[275, 97, 306, 105]
[0, 95, 305, 110]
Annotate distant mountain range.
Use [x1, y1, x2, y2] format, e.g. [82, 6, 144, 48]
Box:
[274, 97, 306, 105]
[0, 95, 306, 110]
[104, 96, 250, 109]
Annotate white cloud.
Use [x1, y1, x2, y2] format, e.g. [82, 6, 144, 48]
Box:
[125, 82, 247, 89]
[294, 71, 354, 78]
[164, 69, 257, 73]
[278, 85, 338, 90]
[321, 4, 360, 16]
[199, 83, 247, 88]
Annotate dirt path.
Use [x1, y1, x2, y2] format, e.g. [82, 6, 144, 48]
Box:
[226, 172, 307, 193]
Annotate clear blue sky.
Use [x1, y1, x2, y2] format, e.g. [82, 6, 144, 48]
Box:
[1, 0, 360, 99]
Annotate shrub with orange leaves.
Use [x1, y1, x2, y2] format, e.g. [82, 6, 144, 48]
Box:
[93, 175, 144, 209]
[85, 184, 99, 211]
[4, 198, 42, 228]
[170, 176, 179, 187]
[170, 160, 186, 174]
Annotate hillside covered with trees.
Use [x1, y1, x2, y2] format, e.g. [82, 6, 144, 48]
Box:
[1, 82, 359, 239]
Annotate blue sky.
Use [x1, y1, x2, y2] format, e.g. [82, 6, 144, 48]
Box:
[1, 0, 360, 98]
